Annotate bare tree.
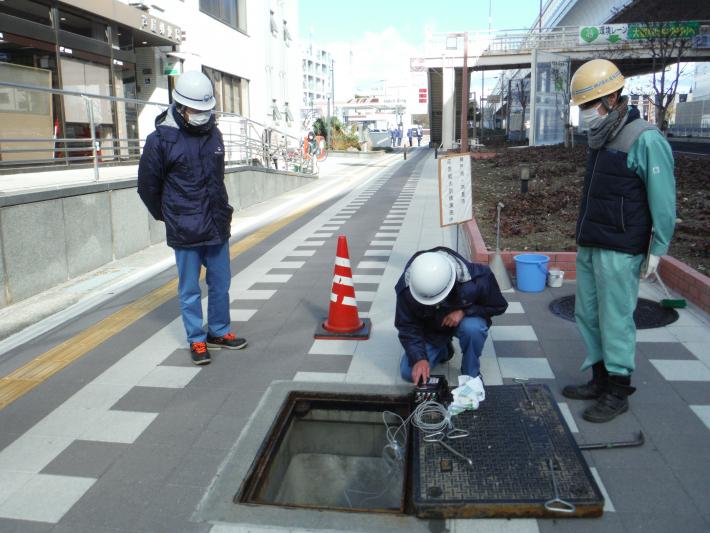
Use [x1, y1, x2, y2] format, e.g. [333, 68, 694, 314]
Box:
[637, 21, 694, 132]
[515, 78, 529, 139]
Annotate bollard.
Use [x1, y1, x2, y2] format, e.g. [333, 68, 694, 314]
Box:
[520, 163, 530, 193]
[434, 147, 438, 159]
[404, 146, 407, 160]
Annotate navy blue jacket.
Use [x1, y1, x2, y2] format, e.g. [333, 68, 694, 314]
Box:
[395, 247, 508, 367]
[576, 108, 652, 255]
[137, 106, 233, 248]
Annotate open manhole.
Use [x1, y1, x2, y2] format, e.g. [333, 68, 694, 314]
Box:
[550, 295, 679, 329]
[235, 386, 604, 519]
[236, 392, 411, 513]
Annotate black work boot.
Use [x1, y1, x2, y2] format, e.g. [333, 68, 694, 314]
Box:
[562, 362, 608, 400]
[442, 341, 455, 363]
[582, 375, 636, 423]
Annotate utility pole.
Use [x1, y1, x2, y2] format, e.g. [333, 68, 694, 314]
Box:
[460, 32, 469, 153]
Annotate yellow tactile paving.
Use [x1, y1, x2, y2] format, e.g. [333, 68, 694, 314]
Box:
[0, 207, 310, 411]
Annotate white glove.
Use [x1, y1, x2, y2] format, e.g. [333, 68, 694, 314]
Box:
[643, 254, 660, 279]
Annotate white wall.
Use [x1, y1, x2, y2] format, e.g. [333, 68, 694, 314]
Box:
[132, 0, 302, 139]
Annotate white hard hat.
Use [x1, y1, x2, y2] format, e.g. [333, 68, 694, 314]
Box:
[172, 71, 215, 111]
[409, 252, 456, 306]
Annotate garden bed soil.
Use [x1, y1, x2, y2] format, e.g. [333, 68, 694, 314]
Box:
[471, 144, 709, 276]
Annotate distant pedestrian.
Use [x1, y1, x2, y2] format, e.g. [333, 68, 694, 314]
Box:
[564, 59, 676, 422]
[396, 126, 403, 147]
[417, 125, 423, 146]
[390, 127, 396, 147]
[407, 128, 413, 147]
[138, 71, 247, 366]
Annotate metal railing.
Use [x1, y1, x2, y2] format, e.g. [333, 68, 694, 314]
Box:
[427, 21, 710, 58]
[0, 81, 312, 181]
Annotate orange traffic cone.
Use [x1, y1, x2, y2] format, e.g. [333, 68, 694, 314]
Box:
[314, 235, 372, 340]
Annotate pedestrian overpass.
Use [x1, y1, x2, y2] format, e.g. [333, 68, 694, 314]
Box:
[415, 23, 710, 148]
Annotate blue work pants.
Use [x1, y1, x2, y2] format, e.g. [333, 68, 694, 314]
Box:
[174, 242, 232, 344]
[399, 316, 489, 382]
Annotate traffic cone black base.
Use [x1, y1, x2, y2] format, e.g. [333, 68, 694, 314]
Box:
[314, 318, 371, 340]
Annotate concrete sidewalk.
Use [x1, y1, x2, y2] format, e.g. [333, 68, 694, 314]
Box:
[0, 152, 402, 353]
[0, 146, 708, 532]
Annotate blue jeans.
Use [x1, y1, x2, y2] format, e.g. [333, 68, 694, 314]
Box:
[399, 316, 489, 382]
[174, 242, 231, 344]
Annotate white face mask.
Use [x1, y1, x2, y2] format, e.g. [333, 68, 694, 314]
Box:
[187, 110, 212, 126]
[580, 105, 605, 130]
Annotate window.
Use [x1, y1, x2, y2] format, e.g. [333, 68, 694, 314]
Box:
[199, 0, 246, 32]
[203, 66, 247, 115]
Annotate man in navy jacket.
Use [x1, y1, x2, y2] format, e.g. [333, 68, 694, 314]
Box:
[395, 247, 508, 384]
[138, 71, 247, 365]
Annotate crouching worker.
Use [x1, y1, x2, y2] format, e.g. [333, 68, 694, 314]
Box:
[395, 247, 508, 384]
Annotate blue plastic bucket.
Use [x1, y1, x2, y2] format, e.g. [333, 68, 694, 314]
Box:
[514, 254, 550, 292]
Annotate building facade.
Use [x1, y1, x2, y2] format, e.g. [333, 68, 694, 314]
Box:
[0, 0, 302, 165]
[301, 42, 333, 128]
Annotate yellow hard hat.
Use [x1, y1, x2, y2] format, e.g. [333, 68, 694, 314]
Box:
[570, 59, 625, 106]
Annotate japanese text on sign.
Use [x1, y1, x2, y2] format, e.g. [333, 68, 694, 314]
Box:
[438, 155, 473, 227]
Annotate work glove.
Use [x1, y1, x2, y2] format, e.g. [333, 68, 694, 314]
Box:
[643, 254, 660, 279]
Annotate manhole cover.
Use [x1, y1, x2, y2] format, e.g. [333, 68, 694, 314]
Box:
[412, 384, 604, 518]
[549, 295, 679, 329]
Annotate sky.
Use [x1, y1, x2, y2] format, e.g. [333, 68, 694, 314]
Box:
[299, 0, 543, 99]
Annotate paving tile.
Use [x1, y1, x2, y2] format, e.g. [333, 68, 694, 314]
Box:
[490, 314, 531, 326]
[504, 301, 524, 314]
[364, 249, 391, 257]
[617, 511, 710, 533]
[683, 341, 710, 368]
[0, 518, 53, 533]
[557, 402, 579, 433]
[167, 447, 228, 489]
[537, 513, 624, 533]
[635, 341, 698, 359]
[137, 366, 200, 389]
[0, 471, 32, 508]
[356, 261, 387, 270]
[666, 380, 710, 405]
[490, 325, 537, 342]
[299, 354, 353, 374]
[635, 328, 679, 342]
[41, 440, 128, 479]
[602, 461, 707, 518]
[0, 433, 74, 474]
[229, 289, 276, 300]
[193, 414, 248, 450]
[293, 371, 346, 382]
[589, 467, 615, 513]
[309, 339, 360, 355]
[57, 479, 157, 531]
[285, 249, 316, 257]
[690, 404, 710, 430]
[160, 348, 197, 367]
[492, 341, 544, 357]
[80, 410, 158, 444]
[649, 359, 710, 381]
[0, 473, 95, 523]
[497, 357, 555, 379]
[230, 308, 258, 322]
[134, 483, 211, 533]
[667, 325, 710, 343]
